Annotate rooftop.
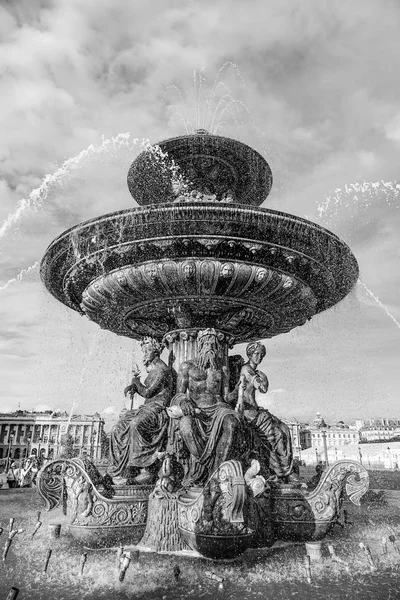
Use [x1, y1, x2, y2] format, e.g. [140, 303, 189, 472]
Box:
[0, 411, 103, 421]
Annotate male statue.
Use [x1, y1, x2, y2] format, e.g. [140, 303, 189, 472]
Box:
[110, 337, 173, 484]
[167, 328, 245, 485]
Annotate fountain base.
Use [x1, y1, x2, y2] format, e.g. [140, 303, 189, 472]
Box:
[37, 457, 369, 556]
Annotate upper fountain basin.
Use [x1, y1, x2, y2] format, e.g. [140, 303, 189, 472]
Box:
[127, 132, 273, 206]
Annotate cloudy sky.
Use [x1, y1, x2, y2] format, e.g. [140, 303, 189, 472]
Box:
[0, 0, 399, 429]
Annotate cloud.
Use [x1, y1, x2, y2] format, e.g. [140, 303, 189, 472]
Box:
[1, 0, 400, 424]
[34, 403, 53, 412]
[102, 406, 117, 415]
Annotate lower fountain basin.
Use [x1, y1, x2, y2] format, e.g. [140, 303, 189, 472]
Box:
[37, 458, 369, 557]
[68, 523, 146, 548]
[40, 203, 359, 342]
[179, 530, 254, 559]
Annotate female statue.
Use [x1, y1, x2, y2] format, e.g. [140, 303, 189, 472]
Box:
[237, 341, 297, 483]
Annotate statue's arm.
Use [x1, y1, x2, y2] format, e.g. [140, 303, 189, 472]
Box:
[134, 368, 166, 399]
[175, 361, 190, 394]
[254, 370, 269, 394]
[124, 381, 137, 397]
[173, 362, 198, 416]
[225, 364, 239, 405]
[225, 388, 238, 405]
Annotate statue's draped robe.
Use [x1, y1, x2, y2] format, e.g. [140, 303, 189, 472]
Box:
[110, 361, 172, 477]
[169, 393, 244, 484]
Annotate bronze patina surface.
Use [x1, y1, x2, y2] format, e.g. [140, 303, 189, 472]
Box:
[38, 131, 365, 558]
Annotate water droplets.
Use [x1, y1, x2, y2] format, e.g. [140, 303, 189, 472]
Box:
[316, 180, 400, 226]
[162, 64, 256, 137]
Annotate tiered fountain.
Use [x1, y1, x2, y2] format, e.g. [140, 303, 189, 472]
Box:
[37, 130, 368, 557]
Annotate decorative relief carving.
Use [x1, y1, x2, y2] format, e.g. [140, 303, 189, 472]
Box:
[37, 458, 152, 529]
[306, 459, 369, 513]
[78, 258, 316, 341]
[177, 460, 249, 537]
[272, 460, 369, 532]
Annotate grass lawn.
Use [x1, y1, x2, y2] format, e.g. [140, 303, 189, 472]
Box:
[367, 470, 400, 491]
[300, 466, 400, 491]
[0, 487, 400, 600]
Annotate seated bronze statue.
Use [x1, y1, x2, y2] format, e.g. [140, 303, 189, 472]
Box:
[235, 341, 298, 484]
[109, 337, 173, 484]
[167, 328, 246, 485]
[110, 331, 297, 488]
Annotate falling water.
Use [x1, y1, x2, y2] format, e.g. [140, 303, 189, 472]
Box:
[316, 180, 400, 332]
[0, 131, 148, 420]
[0, 261, 39, 291]
[317, 180, 400, 225]
[358, 279, 400, 330]
[65, 329, 104, 430]
[161, 64, 281, 195]
[162, 63, 257, 137]
[0, 133, 142, 249]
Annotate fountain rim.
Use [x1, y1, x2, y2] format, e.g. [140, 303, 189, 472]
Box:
[39, 200, 354, 263]
[149, 131, 270, 164]
[39, 200, 359, 340]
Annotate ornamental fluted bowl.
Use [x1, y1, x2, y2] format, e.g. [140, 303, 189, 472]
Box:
[40, 202, 358, 342]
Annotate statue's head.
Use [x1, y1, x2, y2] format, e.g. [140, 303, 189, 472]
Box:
[182, 261, 195, 278]
[197, 328, 222, 371]
[220, 262, 234, 278]
[144, 263, 158, 280]
[246, 341, 266, 364]
[141, 336, 162, 365]
[255, 267, 268, 282]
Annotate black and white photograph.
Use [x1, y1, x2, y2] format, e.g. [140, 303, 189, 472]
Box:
[0, 1, 400, 599]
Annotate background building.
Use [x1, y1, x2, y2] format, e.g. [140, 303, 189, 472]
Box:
[356, 419, 400, 442]
[302, 441, 400, 469]
[285, 420, 312, 459]
[0, 410, 107, 462]
[305, 412, 359, 449]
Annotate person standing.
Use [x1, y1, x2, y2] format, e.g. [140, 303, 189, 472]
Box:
[6, 462, 18, 488]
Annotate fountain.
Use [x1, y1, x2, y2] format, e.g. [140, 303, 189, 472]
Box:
[37, 130, 368, 557]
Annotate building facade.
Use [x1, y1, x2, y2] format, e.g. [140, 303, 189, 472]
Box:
[285, 421, 312, 458]
[310, 426, 360, 448]
[302, 441, 400, 469]
[355, 418, 400, 430]
[307, 413, 360, 450]
[0, 411, 106, 462]
[356, 419, 400, 442]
